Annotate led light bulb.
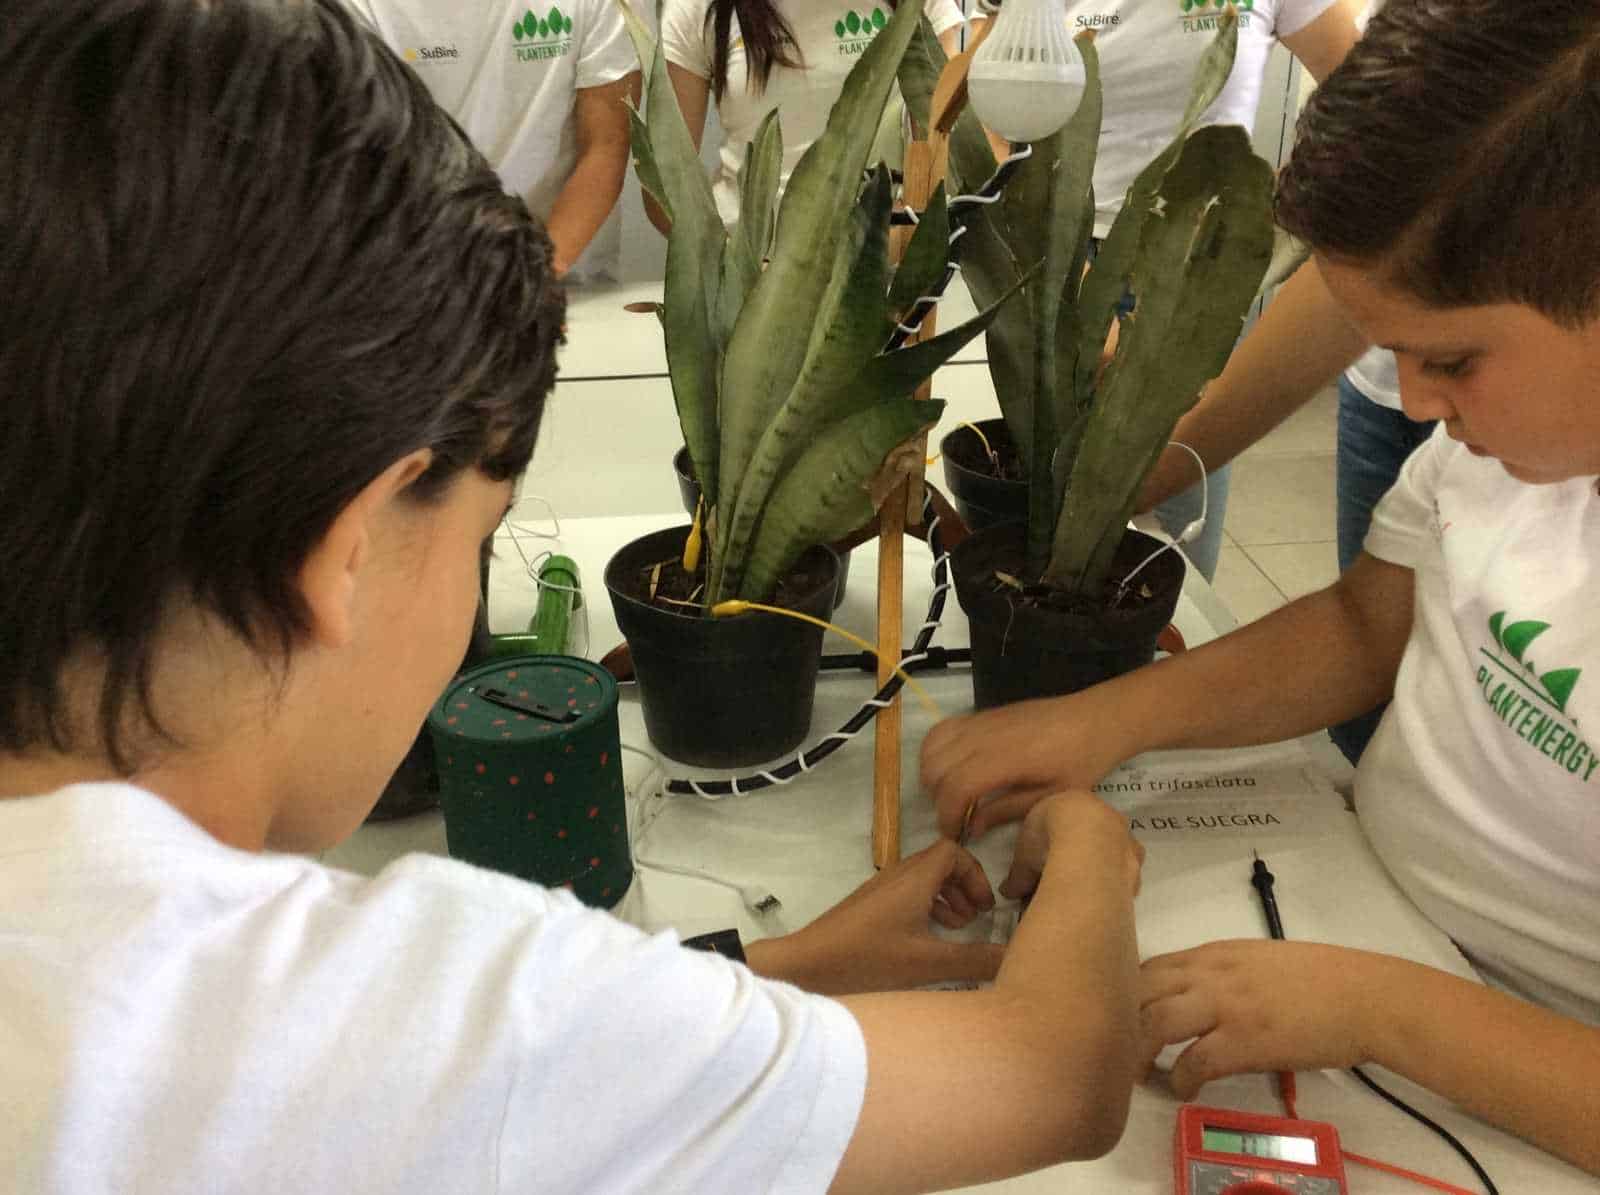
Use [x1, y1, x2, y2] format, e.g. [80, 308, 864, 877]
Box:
[967, 0, 1086, 144]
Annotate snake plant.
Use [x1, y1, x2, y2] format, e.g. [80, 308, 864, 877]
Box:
[899, 10, 1275, 598]
[619, 0, 1019, 609]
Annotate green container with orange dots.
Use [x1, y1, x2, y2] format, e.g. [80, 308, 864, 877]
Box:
[427, 656, 631, 909]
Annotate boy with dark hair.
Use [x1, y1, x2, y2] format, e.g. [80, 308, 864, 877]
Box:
[0, 2, 1148, 1191]
[923, 0, 1600, 1174]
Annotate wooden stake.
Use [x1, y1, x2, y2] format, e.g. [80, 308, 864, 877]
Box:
[871, 44, 974, 868]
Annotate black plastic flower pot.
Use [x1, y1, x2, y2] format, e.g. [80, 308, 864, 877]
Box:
[604, 523, 839, 767]
[940, 419, 1027, 533]
[950, 522, 1185, 709]
[673, 446, 852, 610]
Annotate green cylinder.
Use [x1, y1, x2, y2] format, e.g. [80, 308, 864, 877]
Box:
[427, 655, 631, 908]
[529, 554, 581, 655]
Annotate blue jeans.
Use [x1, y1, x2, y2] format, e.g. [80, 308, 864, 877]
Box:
[1329, 376, 1436, 763]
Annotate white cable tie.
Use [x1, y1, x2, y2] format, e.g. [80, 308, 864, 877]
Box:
[864, 697, 894, 709]
[901, 652, 930, 668]
[895, 320, 921, 336]
[824, 731, 856, 745]
[756, 770, 787, 787]
[945, 260, 963, 273]
[902, 206, 920, 225]
[729, 775, 743, 797]
[947, 225, 970, 243]
[919, 619, 941, 633]
[795, 752, 812, 773]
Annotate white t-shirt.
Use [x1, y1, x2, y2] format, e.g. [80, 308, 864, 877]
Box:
[0, 782, 868, 1194]
[661, 0, 966, 226]
[345, 0, 638, 278]
[1344, 345, 1402, 409]
[1358, 429, 1600, 1023]
[1059, 0, 1338, 236]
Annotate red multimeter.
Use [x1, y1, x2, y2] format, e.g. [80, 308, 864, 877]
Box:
[1174, 1104, 1349, 1194]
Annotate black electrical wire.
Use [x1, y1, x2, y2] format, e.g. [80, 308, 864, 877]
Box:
[1347, 1065, 1499, 1195]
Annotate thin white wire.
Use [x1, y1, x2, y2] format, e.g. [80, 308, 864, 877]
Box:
[1117, 440, 1209, 598]
[621, 740, 781, 914]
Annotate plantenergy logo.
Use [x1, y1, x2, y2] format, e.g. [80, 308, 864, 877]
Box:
[1476, 611, 1595, 782]
[1179, 0, 1255, 32]
[835, 8, 888, 54]
[512, 7, 574, 61]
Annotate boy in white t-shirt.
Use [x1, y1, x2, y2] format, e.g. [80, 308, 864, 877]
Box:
[921, 0, 1600, 1175]
[345, 0, 640, 279]
[0, 3, 1153, 1192]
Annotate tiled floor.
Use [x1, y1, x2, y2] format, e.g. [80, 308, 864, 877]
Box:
[1212, 384, 1341, 624]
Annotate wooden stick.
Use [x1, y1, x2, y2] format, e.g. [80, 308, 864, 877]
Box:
[871, 44, 972, 867]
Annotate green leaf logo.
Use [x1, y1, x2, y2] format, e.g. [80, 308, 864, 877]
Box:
[538, 17, 549, 36]
[1542, 668, 1582, 713]
[524, 9, 537, 37]
[871, 7, 886, 29]
[513, 17, 525, 39]
[549, 6, 565, 34]
[835, 19, 846, 36]
[846, 11, 860, 34]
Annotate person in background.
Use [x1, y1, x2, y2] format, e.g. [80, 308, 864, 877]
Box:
[1047, 0, 1363, 583]
[0, 3, 1147, 1192]
[346, 0, 640, 279]
[922, 0, 1600, 1174]
[646, 0, 967, 233]
[1137, 1, 1425, 765]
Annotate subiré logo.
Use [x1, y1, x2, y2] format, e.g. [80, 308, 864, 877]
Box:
[512, 7, 574, 62]
[834, 8, 887, 55]
[402, 44, 460, 64]
[1180, 0, 1255, 31]
[1475, 610, 1596, 783]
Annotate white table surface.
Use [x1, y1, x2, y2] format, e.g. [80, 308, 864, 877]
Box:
[328, 512, 1595, 1194]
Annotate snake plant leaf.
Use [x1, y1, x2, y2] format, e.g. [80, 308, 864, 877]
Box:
[885, 182, 950, 320]
[716, 0, 923, 511]
[714, 168, 895, 602]
[736, 110, 783, 269]
[711, 112, 784, 352]
[737, 397, 947, 602]
[986, 33, 1100, 575]
[896, 14, 996, 194]
[1075, 7, 1238, 403]
[626, 103, 667, 217]
[618, 0, 728, 511]
[1044, 123, 1273, 594]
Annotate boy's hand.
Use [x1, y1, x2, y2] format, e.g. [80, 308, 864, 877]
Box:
[1140, 940, 1381, 1098]
[749, 839, 1005, 996]
[998, 792, 1144, 904]
[921, 693, 1128, 841]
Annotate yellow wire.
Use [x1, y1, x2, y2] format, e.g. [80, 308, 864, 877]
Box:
[962, 420, 995, 459]
[710, 600, 943, 720]
[682, 496, 704, 574]
[925, 420, 995, 467]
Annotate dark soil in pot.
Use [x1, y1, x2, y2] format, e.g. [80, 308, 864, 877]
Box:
[605, 523, 839, 767]
[673, 446, 852, 610]
[940, 419, 1028, 532]
[951, 522, 1185, 709]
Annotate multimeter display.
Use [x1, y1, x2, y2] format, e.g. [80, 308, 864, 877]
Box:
[1176, 1105, 1348, 1194]
[1201, 1126, 1318, 1165]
